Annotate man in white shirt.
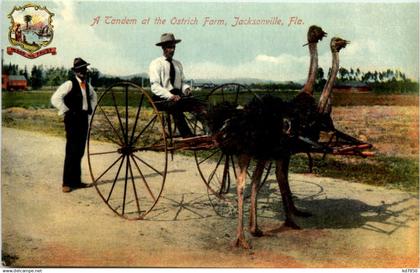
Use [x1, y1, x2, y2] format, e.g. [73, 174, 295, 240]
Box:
[149, 33, 207, 137]
[51, 58, 97, 193]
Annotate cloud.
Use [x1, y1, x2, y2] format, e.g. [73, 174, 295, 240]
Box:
[255, 53, 306, 66]
[185, 51, 316, 82]
[48, 1, 140, 75]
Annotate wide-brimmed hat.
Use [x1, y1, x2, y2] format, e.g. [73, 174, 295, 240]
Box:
[72, 57, 90, 71]
[155, 33, 181, 46]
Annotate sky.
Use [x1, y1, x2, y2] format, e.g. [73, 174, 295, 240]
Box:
[1, 0, 419, 82]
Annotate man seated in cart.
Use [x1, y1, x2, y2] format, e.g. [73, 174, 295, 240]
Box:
[149, 33, 208, 138]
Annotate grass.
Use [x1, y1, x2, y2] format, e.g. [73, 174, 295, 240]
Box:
[2, 89, 418, 110]
[290, 154, 418, 192]
[2, 90, 419, 193]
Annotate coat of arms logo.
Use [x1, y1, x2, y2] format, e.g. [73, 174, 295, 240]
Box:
[7, 3, 57, 59]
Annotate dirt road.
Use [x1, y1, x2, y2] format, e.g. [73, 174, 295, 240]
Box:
[1, 127, 419, 267]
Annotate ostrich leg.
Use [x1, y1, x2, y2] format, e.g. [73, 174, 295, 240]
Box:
[279, 155, 312, 218]
[275, 156, 311, 229]
[233, 154, 251, 249]
[249, 160, 267, 237]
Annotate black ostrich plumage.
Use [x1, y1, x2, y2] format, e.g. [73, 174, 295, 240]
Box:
[207, 93, 334, 160]
[208, 95, 291, 159]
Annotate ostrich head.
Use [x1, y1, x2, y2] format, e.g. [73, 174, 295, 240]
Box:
[330, 37, 350, 53]
[304, 25, 327, 46]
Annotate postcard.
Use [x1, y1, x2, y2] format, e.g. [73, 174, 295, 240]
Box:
[1, 0, 419, 270]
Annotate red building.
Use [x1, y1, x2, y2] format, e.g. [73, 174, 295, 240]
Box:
[2, 74, 28, 91]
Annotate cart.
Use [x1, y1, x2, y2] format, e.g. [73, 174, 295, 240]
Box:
[87, 82, 373, 220]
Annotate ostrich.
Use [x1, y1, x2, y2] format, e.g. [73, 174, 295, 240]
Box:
[318, 37, 350, 115]
[210, 35, 349, 249]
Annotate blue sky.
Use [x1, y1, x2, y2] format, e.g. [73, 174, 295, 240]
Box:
[1, 0, 419, 81]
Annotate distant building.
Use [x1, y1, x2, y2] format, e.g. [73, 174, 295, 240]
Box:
[2, 74, 28, 91]
[192, 82, 217, 90]
[1, 74, 8, 90]
[333, 81, 371, 93]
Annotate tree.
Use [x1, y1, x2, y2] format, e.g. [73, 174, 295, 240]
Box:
[338, 67, 350, 81]
[314, 67, 326, 92]
[31, 65, 44, 89]
[23, 66, 29, 80]
[89, 67, 100, 86]
[24, 15, 32, 30]
[356, 68, 361, 81]
[44, 66, 69, 86]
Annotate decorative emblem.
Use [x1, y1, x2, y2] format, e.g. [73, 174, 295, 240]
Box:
[7, 3, 57, 59]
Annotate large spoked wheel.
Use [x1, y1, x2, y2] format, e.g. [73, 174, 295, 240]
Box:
[87, 82, 168, 220]
[194, 83, 272, 217]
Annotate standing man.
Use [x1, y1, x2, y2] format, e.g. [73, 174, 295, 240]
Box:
[51, 57, 97, 193]
[149, 33, 207, 137]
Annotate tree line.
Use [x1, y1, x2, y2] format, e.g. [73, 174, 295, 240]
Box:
[2, 63, 418, 93]
[334, 67, 418, 93]
[250, 67, 418, 93]
[2, 63, 149, 90]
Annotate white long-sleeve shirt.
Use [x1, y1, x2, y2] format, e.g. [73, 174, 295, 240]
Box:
[149, 56, 191, 100]
[51, 76, 97, 116]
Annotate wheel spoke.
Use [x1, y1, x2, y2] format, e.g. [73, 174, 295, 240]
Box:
[262, 161, 272, 184]
[230, 155, 238, 179]
[127, 157, 142, 217]
[132, 114, 158, 145]
[234, 85, 240, 105]
[198, 149, 219, 165]
[122, 154, 130, 215]
[124, 84, 129, 144]
[110, 89, 126, 144]
[130, 154, 156, 202]
[94, 154, 124, 183]
[129, 94, 144, 145]
[130, 156, 141, 216]
[221, 86, 225, 102]
[90, 150, 120, 156]
[97, 105, 124, 146]
[221, 154, 231, 194]
[208, 152, 225, 184]
[132, 154, 164, 177]
[107, 155, 126, 202]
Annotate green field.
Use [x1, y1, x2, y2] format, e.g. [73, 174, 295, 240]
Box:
[2, 88, 418, 109]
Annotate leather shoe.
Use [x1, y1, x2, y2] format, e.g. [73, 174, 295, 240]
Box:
[62, 186, 72, 193]
[73, 182, 92, 189]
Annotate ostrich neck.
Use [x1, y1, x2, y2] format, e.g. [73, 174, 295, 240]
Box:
[302, 43, 318, 96]
[318, 51, 339, 114]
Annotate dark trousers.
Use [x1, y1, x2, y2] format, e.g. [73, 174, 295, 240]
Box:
[63, 111, 89, 187]
[154, 91, 207, 137]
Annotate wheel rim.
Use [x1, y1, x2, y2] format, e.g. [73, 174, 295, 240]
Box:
[87, 82, 168, 220]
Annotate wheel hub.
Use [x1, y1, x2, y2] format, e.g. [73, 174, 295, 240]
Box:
[118, 145, 135, 155]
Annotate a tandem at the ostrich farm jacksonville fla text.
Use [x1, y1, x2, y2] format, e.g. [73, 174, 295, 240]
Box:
[89, 15, 305, 27]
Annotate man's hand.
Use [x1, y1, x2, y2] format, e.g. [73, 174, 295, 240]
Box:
[184, 88, 192, 96]
[170, 95, 181, 101]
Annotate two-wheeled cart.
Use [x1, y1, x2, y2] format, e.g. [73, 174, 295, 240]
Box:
[87, 82, 373, 220]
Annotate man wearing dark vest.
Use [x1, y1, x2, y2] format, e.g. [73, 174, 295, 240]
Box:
[51, 57, 97, 193]
[149, 33, 208, 137]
